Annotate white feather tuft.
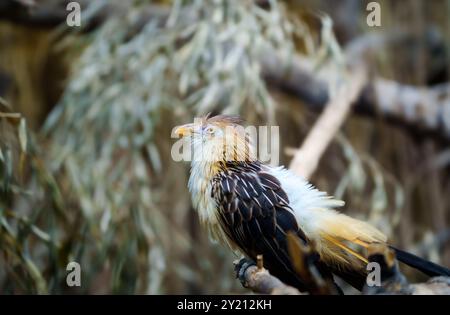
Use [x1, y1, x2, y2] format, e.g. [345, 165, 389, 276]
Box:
[267, 165, 386, 268]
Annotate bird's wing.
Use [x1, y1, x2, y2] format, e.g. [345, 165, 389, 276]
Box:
[211, 164, 325, 290]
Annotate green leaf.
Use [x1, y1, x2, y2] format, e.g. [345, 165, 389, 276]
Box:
[18, 118, 27, 153]
[4, 148, 12, 190]
[24, 257, 48, 294]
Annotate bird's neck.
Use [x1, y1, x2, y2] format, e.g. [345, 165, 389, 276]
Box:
[188, 160, 224, 224]
[189, 160, 223, 185]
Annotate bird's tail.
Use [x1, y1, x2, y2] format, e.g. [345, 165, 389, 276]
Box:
[390, 246, 450, 277]
[309, 208, 387, 269]
[302, 206, 450, 282]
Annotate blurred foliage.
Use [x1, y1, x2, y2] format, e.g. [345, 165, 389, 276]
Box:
[2, 0, 310, 294]
[0, 99, 62, 294]
[45, 0, 302, 294]
[0, 0, 449, 294]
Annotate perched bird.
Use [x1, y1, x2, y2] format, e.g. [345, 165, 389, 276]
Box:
[175, 114, 450, 292]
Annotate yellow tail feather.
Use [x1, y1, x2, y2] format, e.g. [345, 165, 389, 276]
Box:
[308, 208, 387, 270]
[322, 234, 368, 264]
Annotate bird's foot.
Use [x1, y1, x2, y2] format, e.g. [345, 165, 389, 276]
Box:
[233, 257, 256, 287]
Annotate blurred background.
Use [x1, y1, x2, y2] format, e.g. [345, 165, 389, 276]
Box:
[0, 0, 449, 294]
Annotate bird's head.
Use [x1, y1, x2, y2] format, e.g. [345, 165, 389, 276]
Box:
[174, 114, 255, 164]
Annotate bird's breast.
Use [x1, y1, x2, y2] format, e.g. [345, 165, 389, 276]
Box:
[188, 161, 220, 226]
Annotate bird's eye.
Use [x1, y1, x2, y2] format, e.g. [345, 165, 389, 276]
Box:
[206, 127, 214, 134]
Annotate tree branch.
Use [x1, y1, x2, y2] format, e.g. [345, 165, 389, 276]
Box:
[234, 256, 302, 295]
[235, 240, 450, 295]
[0, 0, 70, 27]
[234, 233, 339, 295]
[287, 67, 367, 179]
[262, 51, 450, 143]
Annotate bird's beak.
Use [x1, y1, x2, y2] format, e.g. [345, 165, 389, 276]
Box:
[174, 123, 195, 137]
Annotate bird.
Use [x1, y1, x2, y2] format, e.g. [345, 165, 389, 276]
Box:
[174, 114, 450, 293]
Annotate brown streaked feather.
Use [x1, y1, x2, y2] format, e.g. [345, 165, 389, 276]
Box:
[207, 114, 245, 126]
[210, 161, 330, 291]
